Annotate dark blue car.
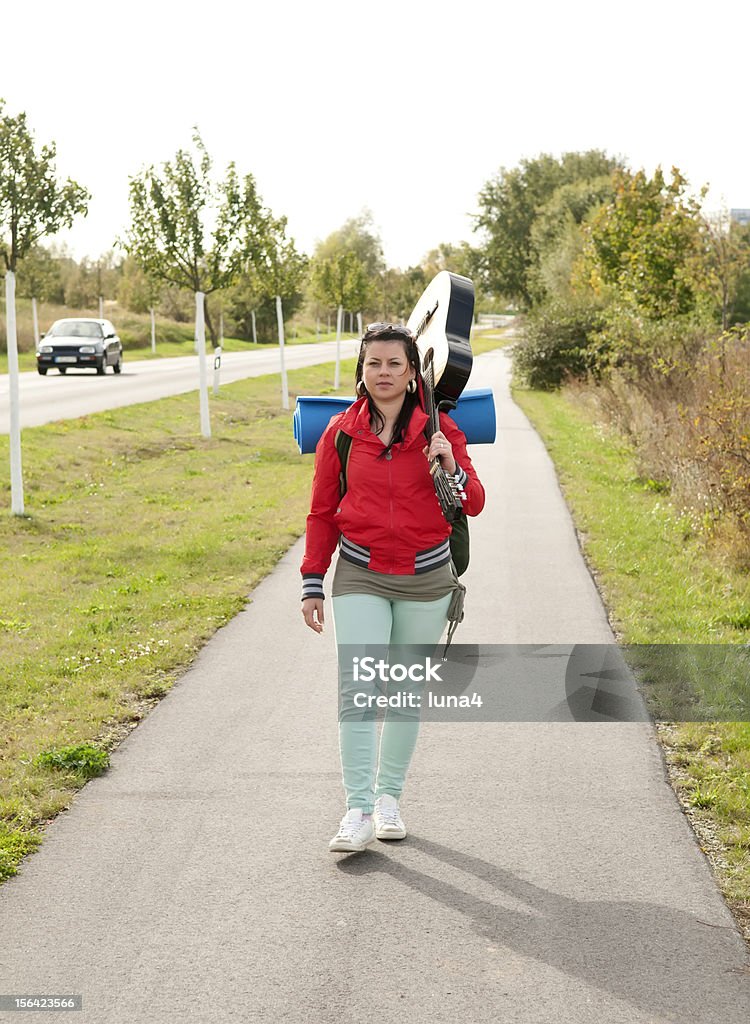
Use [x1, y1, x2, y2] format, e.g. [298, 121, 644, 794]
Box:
[37, 318, 123, 376]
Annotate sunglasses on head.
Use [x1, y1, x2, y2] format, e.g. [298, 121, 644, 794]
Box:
[363, 322, 414, 340]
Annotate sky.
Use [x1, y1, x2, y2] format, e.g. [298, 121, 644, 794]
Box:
[2, 0, 748, 270]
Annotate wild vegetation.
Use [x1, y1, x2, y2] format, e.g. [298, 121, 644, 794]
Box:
[473, 152, 750, 551]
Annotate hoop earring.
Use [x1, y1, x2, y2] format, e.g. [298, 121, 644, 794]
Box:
[407, 378, 416, 394]
[356, 380, 367, 396]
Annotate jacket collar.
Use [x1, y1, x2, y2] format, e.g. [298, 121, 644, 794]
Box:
[339, 393, 430, 448]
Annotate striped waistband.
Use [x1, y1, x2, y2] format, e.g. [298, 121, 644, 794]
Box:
[339, 534, 451, 574]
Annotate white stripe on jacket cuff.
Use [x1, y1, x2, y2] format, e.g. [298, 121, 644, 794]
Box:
[302, 574, 325, 600]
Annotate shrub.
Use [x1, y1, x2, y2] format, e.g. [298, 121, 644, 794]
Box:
[514, 297, 608, 389]
[570, 326, 750, 555]
[591, 311, 712, 380]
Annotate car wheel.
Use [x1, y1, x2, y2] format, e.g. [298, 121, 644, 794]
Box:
[96, 359, 106, 375]
[38, 367, 48, 375]
[113, 356, 122, 374]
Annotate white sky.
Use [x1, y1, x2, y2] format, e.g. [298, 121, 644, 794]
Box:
[3, 0, 748, 270]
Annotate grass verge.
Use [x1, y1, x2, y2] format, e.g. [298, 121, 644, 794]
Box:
[512, 383, 750, 945]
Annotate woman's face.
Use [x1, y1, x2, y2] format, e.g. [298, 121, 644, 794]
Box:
[362, 340, 415, 403]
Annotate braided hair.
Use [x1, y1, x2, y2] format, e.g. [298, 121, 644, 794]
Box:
[354, 324, 424, 459]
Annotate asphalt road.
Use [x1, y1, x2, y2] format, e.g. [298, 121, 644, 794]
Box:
[0, 340, 361, 432]
[1, 349, 748, 1023]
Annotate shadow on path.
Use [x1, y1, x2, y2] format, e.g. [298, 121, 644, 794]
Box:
[336, 836, 750, 1023]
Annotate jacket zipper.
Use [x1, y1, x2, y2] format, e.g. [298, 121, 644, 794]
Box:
[388, 454, 395, 572]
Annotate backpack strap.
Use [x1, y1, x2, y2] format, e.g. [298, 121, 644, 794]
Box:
[334, 429, 353, 498]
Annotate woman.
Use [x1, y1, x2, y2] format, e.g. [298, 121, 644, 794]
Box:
[301, 322, 485, 853]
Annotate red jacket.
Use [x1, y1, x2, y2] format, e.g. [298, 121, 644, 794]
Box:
[301, 394, 485, 598]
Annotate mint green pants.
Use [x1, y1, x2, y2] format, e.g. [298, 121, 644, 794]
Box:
[332, 592, 451, 813]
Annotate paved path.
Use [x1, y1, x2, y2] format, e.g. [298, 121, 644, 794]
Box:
[1, 350, 748, 1023]
[0, 340, 361, 432]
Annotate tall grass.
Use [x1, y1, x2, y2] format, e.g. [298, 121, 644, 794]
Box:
[567, 326, 750, 565]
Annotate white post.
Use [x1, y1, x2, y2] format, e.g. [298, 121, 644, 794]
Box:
[213, 346, 222, 397]
[32, 297, 40, 347]
[335, 303, 343, 390]
[150, 307, 156, 353]
[5, 272, 25, 515]
[251, 309, 257, 345]
[99, 295, 103, 319]
[276, 295, 289, 410]
[357, 311, 363, 337]
[195, 291, 211, 438]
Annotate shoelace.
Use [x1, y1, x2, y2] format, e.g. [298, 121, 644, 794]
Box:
[337, 817, 366, 840]
[377, 803, 401, 825]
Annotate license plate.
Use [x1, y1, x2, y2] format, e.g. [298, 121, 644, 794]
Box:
[55, 356, 77, 363]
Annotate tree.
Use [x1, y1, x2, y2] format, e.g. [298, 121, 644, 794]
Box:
[0, 101, 90, 276]
[227, 215, 308, 342]
[374, 245, 472, 322]
[473, 150, 624, 308]
[379, 265, 428, 321]
[117, 256, 161, 314]
[700, 213, 750, 330]
[581, 166, 707, 320]
[310, 250, 371, 317]
[122, 130, 271, 344]
[313, 210, 385, 278]
[420, 241, 475, 281]
[225, 270, 270, 340]
[15, 244, 62, 303]
[254, 213, 308, 310]
[306, 211, 385, 324]
[63, 251, 120, 310]
[0, 99, 89, 515]
[528, 176, 615, 302]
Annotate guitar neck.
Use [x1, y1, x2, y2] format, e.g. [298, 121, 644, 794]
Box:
[421, 357, 441, 441]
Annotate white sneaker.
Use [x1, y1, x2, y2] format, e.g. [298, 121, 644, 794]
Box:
[328, 809, 375, 853]
[373, 794, 406, 840]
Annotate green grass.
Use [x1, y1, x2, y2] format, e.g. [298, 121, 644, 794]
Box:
[513, 382, 750, 942]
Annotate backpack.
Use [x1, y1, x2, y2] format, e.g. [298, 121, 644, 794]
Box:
[334, 429, 470, 576]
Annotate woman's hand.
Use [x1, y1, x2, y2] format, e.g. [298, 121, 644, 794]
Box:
[302, 597, 325, 634]
[424, 430, 456, 475]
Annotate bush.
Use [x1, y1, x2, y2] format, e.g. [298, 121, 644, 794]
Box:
[591, 311, 712, 380]
[514, 297, 608, 389]
[569, 326, 750, 556]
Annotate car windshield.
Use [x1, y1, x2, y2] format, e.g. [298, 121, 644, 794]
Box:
[48, 321, 103, 339]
